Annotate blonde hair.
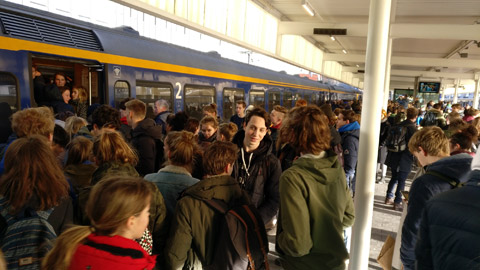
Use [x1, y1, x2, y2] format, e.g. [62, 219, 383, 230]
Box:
[408, 126, 450, 156]
[93, 131, 138, 165]
[202, 103, 217, 117]
[218, 123, 238, 142]
[64, 116, 87, 138]
[125, 99, 146, 119]
[72, 86, 88, 102]
[11, 107, 55, 138]
[165, 131, 199, 171]
[200, 115, 218, 129]
[42, 176, 152, 270]
[65, 136, 93, 166]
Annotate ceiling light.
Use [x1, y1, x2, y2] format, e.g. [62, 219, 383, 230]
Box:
[342, 49, 348, 54]
[459, 52, 468, 58]
[330, 35, 336, 41]
[302, 0, 315, 16]
[356, 64, 360, 68]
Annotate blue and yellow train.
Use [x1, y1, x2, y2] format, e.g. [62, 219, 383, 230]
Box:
[0, 1, 361, 121]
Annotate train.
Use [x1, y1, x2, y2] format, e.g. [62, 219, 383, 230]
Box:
[0, 0, 362, 122]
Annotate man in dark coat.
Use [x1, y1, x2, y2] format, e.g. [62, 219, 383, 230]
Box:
[385, 107, 418, 210]
[232, 107, 281, 225]
[400, 126, 473, 270]
[336, 109, 360, 193]
[125, 99, 164, 176]
[153, 99, 171, 135]
[415, 154, 480, 270]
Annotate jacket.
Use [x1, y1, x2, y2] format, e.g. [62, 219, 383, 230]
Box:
[154, 111, 170, 135]
[69, 99, 88, 120]
[420, 109, 446, 129]
[276, 150, 355, 270]
[385, 119, 417, 172]
[232, 130, 281, 224]
[91, 162, 139, 186]
[64, 162, 97, 194]
[400, 153, 473, 270]
[415, 170, 480, 270]
[131, 118, 163, 176]
[165, 175, 246, 270]
[70, 234, 157, 270]
[338, 121, 360, 175]
[198, 131, 217, 151]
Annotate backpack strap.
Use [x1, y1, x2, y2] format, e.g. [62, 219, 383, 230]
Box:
[425, 170, 462, 188]
[201, 199, 229, 215]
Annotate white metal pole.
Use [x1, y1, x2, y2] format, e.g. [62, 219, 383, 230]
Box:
[349, 0, 392, 269]
[453, 79, 459, 104]
[383, 38, 393, 110]
[473, 79, 480, 109]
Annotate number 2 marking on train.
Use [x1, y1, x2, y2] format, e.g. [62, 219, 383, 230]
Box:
[175, 82, 182, 99]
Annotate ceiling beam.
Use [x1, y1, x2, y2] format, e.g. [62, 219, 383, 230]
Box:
[278, 22, 480, 40]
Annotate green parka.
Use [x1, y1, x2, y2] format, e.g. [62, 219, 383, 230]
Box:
[276, 150, 355, 270]
[165, 175, 247, 270]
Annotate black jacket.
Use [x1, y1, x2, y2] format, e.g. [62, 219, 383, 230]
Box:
[415, 170, 480, 270]
[131, 119, 163, 176]
[385, 119, 417, 172]
[401, 153, 473, 270]
[232, 130, 281, 224]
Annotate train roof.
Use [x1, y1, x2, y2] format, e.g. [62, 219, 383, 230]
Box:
[0, 0, 360, 93]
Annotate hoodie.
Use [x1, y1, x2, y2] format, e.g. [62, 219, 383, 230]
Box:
[276, 150, 355, 270]
[131, 118, 163, 176]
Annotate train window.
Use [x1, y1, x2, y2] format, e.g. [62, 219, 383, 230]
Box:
[249, 90, 265, 108]
[136, 81, 173, 112]
[223, 88, 244, 122]
[284, 91, 293, 109]
[268, 91, 281, 111]
[114, 81, 130, 108]
[304, 93, 312, 104]
[185, 85, 215, 120]
[0, 73, 18, 112]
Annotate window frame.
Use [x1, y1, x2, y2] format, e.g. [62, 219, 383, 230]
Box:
[114, 80, 131, 108]
[0, 72, 19, 112]
[223, 87, 245, 122]
[184, 84, 216, 120]
[249, 89, 265, 108]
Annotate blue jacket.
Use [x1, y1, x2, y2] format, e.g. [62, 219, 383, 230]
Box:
[338, 121, 360, 175]
[400, 153, 473, 270]
[415, 170, 480, 270]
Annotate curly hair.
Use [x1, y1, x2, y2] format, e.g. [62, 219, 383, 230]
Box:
[11, 107, 55, 138]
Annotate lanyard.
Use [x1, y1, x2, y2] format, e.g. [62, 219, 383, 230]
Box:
[241, 148, 253, 178]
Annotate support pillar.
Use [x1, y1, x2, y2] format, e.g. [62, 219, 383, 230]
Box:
[473, 79, 480, 109]
[439, 78, 445, 102]
[453, 79, 459, 104]
[349, 0, 392, 269]
[383, 38, 393, 110]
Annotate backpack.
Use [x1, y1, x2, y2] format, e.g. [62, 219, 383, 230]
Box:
[200, 197, 270, 270]
[422, 111, 437, 127]
[385, 124, 408, 152]
[0, 197, 56, 270]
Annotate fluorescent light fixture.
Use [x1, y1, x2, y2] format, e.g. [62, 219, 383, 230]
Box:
[356, 64, 360, 68]
[302, 0, 314, 16]
[342, 49, 348, 54]
[330, 35, 336, 41]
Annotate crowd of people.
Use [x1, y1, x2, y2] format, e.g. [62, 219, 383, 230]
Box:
[0, 89, 479, 270]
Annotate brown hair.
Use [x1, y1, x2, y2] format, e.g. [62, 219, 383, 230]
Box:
[450, 125, 478, 151]
[125, 99, 146, 119]
[0, 135, 68, 213]
[406, 107, 418, 120]
[340, 109, 356, 123]
[42, 176, 152, 270]
[202, 103, 218, 117]
[184, 118, 200, 134]
[273, 105, 287, 115]
[65, 136, 93, 166]
[295, 99, 307, 107]
[408, 126, 450, 156]
[218, 123, 238, 142]
[200, 115, 219, 129]
[64, 116, 87, 138]
[165, 131, 199, 170]
[93, 131, 138, 165]
[203, 141, 238, 175]
[72, 86, 88, 103]
[279, 106, 330, 155]
[11, 107, 55, 138]
[236, 100, 246, 108]
[245, 107, 271, 127]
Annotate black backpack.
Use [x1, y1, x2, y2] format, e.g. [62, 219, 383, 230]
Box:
[385, 124, 408, 152]
[422, 111, 437, 127]
[200, 197, 270, 270]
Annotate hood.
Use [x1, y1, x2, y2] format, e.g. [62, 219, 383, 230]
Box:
[64, 163, 97, 177]
[427, 153, 473, 183]
[291, 150, 342, 185]
[427, 109, 442, 116]
[183, 175, 247, 203]
[338, 121, 360, 133]
[466, 170, 480, 187]
[132, 118, 163, 139]
[198, 130, 217, 143]
[232, 129, 273, 159]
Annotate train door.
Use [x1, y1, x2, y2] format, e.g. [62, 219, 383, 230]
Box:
[184, 84, 215, 120]
[283, 90, 293, 109]
[223, 88, 244, 122]
[267, 89, 281, 112]
[249, 89, 265, 108]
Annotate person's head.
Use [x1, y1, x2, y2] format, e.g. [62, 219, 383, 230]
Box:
[200, 116, 218, 140]
[295, 99, 307, 107]
[65, 136, 94, 167]
[72, 86, 88, 102]
[433, 103, 442, 111]
[319, 104, 337, 126]
[91, 105, 121, 135]
[336, 109, 356, 129]
[447, 111, 461, 125]
[12, 107, 55, 140]
[279, 106, 330, 155]
[118, 97, 135, 119]
[125, 99, 146, 126]
[270, 105, 287, 127]
[52, 124, 70, 160]
[0, 135, 68, 213]
[203, 141, 238, 176]
[60, 87, 71, 104]
[450, 125, 478, 153]
[406, 107, 418, 120]
[154, 99, 169, 116]
[54, 72, 66, 87]
[408, 126, 450, 166]
[184, 118, 200, 135]
[203, 103, 218, 118]
[243, 107, 270, 151]
[448, 119, 468, 133]
[217, 122, 238, 142]
[235, 101, 247, 117]
[166, 111, 189, 132]
[64, 116, 88, 138]
[451, 104, 462, 113]
[93, 131, 138, 166]
[164, 131, 199, 172]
